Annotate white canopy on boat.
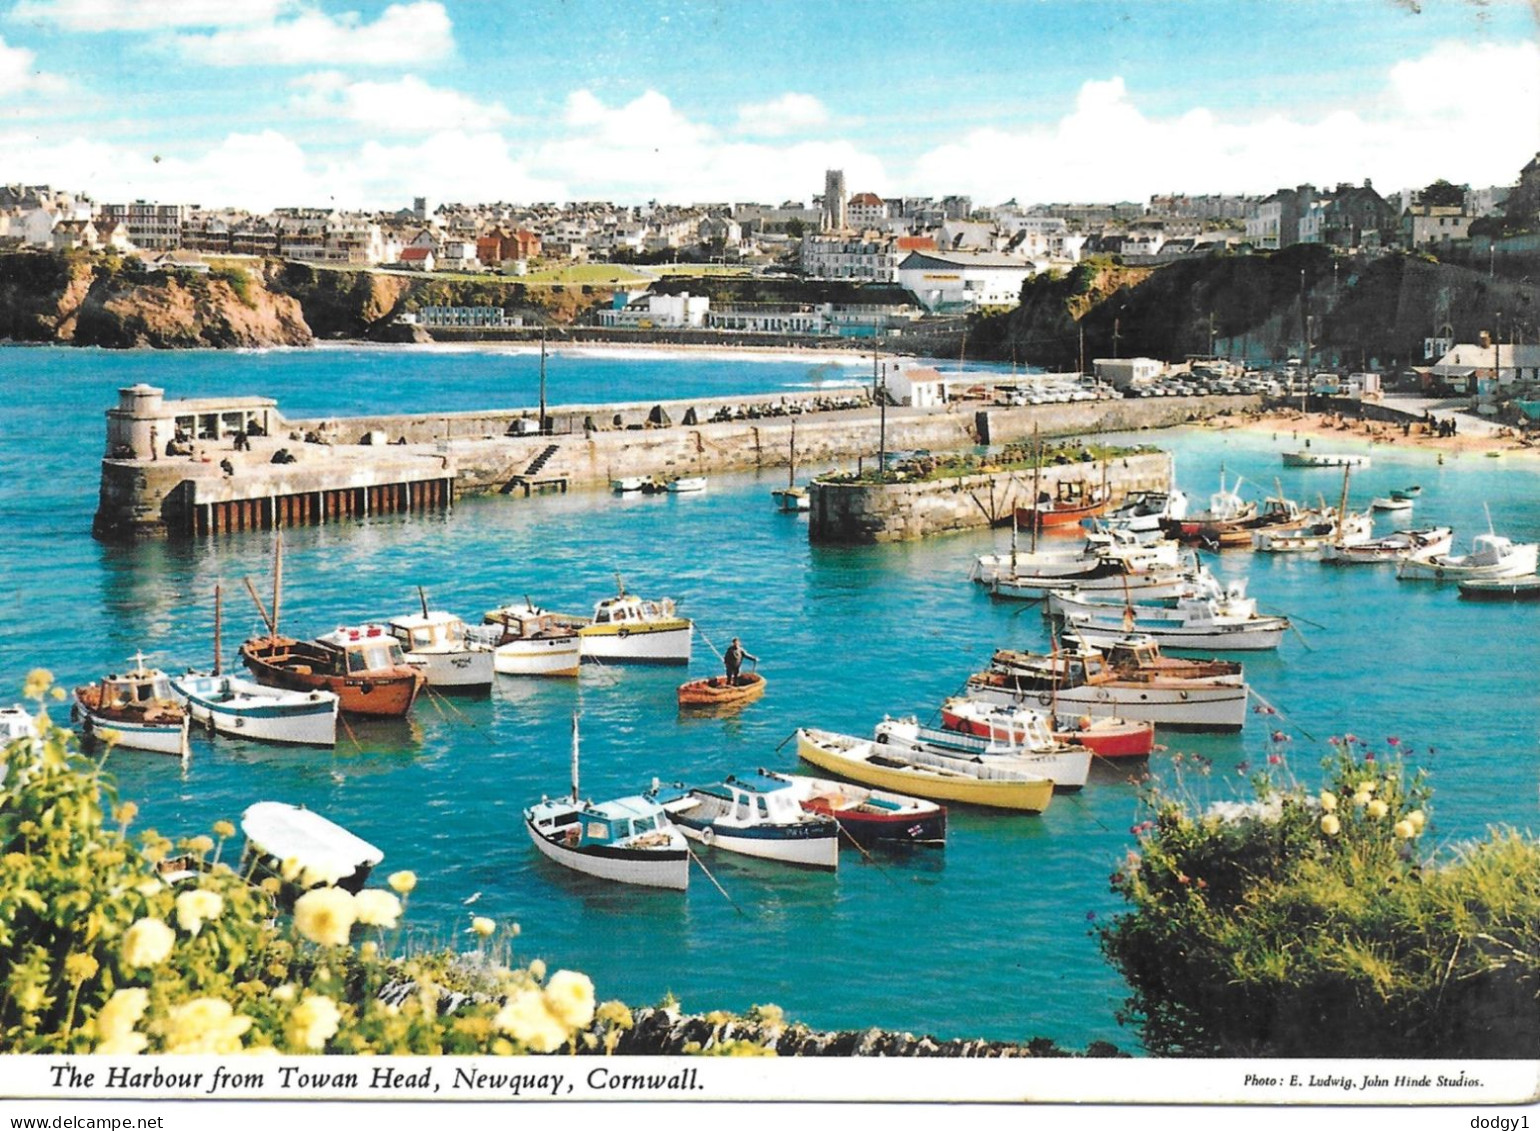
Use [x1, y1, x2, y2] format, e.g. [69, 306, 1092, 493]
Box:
[241, 801, 383, 874]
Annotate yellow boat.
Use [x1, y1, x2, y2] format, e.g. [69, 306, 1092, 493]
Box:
[794, 728, 1053, 814]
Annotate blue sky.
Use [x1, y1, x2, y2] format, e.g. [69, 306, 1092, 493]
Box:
[1, 0, 1536, 211]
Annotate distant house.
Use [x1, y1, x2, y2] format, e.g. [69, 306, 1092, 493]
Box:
[895, 249, 1035, 312]
[398, 246, 436, 271]
[1429, 337, 1540, 392]
[1401, 204, 1472, 250]
[846, 192, 888, 228]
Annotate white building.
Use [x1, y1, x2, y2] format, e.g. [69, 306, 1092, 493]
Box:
[1093, 357, 1165, 390]
[886, 365, 948, 407]
[895, 250, 1035, 312]
[597, 291, 710, 329]
[800, 233, 900, 281]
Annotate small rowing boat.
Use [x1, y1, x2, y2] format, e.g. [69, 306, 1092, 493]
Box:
[677, 671, 766, 709]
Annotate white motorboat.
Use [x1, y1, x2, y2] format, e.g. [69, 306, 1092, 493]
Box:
[1102, 490, 1189, 537]
[478, 602, 582, 677]
[1370, 496, 1414, 513]
[1252, 510, 1371, 554]
[388, 610, 494, 691]
[1319, 526, 1453, 565]
[576, 589, 693, 665]
[1049, 584, 1291, 651]
[171, 673, 338, 747]
[1397, 532, 1540, 582]
[872, 716, 1090, 790]
[666, 476, 708, 494]
[525, 717, 690, 890]
[650, 773, 839, 869]
[990, 558, 1203, 602]
[611, 476, 647, 493]
[73, 654, 191, 759]
[240, 801, 383, 895]
[971, 527, 1183, 585]
[756, 769, 946, 847]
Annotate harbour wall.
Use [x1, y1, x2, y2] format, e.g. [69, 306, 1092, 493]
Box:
[91, 386, 1256, 541]
[805, 451, 1175, 544]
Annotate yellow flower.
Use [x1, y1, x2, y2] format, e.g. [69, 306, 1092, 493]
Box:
[185, 835, 215, 856]
[96, 989, 149, 1040]
[1407, 809, 1426, 832]
[23, 669, 52, 700]
[472, 916, 496, 938]
[279, 856, 304, 882]
[285, 994, 342, 1051]
[387, 870, 417, 895]
[1366, 798, 1389, 820]
[292, 887, 357, 946]
[1318, 791, 1338, 813]
[213, 820, 236, 839]
[174, 889, 225, 936]
[64, 953, 100, 984]
[163, 997, 252, 1054]
[359, 941, 378, 960]
[543, 970, 596, 1030]
[115, 802, 139, 825]
[528, 958, 546, 982]
[1394, 819, 1416, 839]
[596, 1000, 634, 1029]
[259, 877, 282, 896]
[1358, 780, 1378, 795]
[1320, 814, 1341, 836]
[122, 917, 175, 968]
[134, 879, 163, 898]
[96, 1031, 148, 1055]
[271, 984, 297, 1003]
[300, 860, 346, 888]
[353, 889, 402, 929]
[1352, 791, 1372, 808]
[3, 852, 28, 870]
[492, 988, 569, 1053]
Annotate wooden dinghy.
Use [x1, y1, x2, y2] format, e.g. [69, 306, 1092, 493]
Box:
[677, 671, 766, 709]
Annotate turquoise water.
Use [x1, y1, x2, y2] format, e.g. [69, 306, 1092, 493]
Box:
[3, 345, 1537, 1051]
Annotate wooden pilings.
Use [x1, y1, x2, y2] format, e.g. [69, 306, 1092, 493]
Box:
[192, 477, 454, 537]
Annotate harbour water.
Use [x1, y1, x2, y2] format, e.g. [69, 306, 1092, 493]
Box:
[4, 344, 1538, 1051]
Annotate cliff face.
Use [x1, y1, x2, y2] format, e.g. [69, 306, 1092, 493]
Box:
[0, 253, 313, 348]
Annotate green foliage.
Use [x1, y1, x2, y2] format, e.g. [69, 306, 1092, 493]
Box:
[0, 673, 607, 1055]
[209, 266, 255, 308]
[1098, 741, 1540, 1057]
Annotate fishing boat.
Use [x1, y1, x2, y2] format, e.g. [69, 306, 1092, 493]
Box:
[524, 716, 690, 890]
[1318, 526, 1453, 565]
[649, 774, 840, 869]
[1159, 473, 1256, 544]
[238, 537, 424, 716]
[575, 587, 693, 665]
[0, 704, 39, 749]
[1048, 583, 1290, 651]
[939, 694, 1154, 757]
[73, 654, 191, 758]
[239, 801, 383, 897]
[388, 608, 495, 691]
[754, 769, 946, 848]
[1396, 532, 1540, 582]
[1370, 496, 1414, 513]
[770, 419, 811, 512]
[971, 527, 1183, 586]
[873, 716, 1089, 790]
[478, 602, 582, 677]
[241, 627, 425, 717]
[172, 673, 338, 747]
[666, 476, 708, 494]
[677, 671, 766, 709]
[1393, 486, 1422, 498]
[611, 476, 647, 493]
[1457, 574, 1540, 601]
[968, 637, 1249, 731]
[1014, 478, 1108, 532]
[1281, 451, 1371, 468]
[989, 557, 1201, 602]
[1102, 490, 1190, 538]
[794, 727, 1054, 814]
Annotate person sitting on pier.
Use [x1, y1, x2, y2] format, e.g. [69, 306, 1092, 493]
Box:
[723, 637, 758, 686]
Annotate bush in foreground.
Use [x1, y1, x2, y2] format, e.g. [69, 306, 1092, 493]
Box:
[1098, 742, 1540, 1057]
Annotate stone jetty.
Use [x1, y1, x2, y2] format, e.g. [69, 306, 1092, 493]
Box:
[90, 381, 1256, 541]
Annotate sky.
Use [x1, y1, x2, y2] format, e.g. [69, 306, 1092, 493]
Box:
[0, 0, 1537, 213]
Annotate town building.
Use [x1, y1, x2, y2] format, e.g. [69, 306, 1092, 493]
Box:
[895, 250, 1036, 312]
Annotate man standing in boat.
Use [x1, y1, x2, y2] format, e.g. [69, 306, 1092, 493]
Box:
[723, 637, 757, 685]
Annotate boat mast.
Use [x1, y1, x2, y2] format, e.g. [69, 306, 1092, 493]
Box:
[1030, 423, 1041, 554]
[570, 712, 581, 802]
[271, 533, 283, 642]
[213, 584, 222, 675]
[538, 326, 548, 436]
[789, 418, 797, 489]
[1334, 465, 1352, 545]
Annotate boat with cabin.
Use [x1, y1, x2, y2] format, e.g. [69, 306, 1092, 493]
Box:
[1318, 526, 1453, 566]
[388, 608, 494, 691]
[478, 601, 582, 677]
[648, 774, 840, 869]
[794, 727, 1054, 813]
[576, 587, 693, 665]
[872, 716, 1090, 790]
[1370, 495, 1415, 513]
[938, 695, 1155, 758]
[1014, 478, 1108, 533]
[73, 654, 191, 758]
[524, 716, 690, 890]
[753, 768, 946, 848]
[241, 626, 425, 717]
[1102, 490, 1190, 538]
[1396, 532, 1540, 582]
[666, 476, 708, 494]
[1049, 580, 1290, 651]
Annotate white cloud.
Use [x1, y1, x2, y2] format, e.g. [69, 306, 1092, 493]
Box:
[734, 93, 830, 137]
[171, 1, 453, 67]
[911, 41, 1540, 204]
[10, 0, 292, 30]
[0, 34, 65, 96]
[292, 72, 510, 134]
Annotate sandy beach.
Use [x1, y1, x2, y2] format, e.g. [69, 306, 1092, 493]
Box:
[1201, 400, 1538, 463]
